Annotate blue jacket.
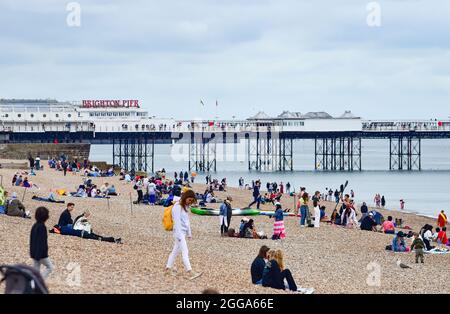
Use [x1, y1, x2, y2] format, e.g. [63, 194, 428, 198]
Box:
[274, 209, 284, 221]
[219, 202, 231, 217]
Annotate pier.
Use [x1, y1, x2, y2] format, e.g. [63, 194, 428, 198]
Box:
[1, 99, 450, 173]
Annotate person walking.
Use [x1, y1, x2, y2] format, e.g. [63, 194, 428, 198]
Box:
[61, 160, 68, 176]
[381, 195, 386, 208]
[248, 181, 261, 209]
[286, 182, 291, 194]
[165, 189, 202, 280]
[30, 207, 54, 279]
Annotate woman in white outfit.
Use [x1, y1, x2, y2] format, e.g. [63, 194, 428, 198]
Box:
[165, 189, 202, 280]
[313, 200, 320, 228]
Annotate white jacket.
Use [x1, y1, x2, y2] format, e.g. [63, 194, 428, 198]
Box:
[73, 216, 92, 234]
[172, 202, 192, 239]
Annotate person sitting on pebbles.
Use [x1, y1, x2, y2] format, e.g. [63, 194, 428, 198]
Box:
[5, 192, 31, 219]
[251, 245, 270, 285]
[392, 231, 410, 252]
[262, 249, 314, 294]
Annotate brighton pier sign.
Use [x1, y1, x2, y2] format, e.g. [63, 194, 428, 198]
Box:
[81, 99, 139, 108]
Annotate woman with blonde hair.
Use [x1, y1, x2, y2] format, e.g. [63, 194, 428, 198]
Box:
[165, 189, 202, 280]
[299, 192, 310, 227]
[262, 249, 314, 294]
[262, 249, 297, 291]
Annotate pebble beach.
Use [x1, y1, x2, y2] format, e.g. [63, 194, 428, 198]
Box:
[0, 160, 449, 294]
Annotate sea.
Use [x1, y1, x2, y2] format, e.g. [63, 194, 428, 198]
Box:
[90, 139, 450, 218]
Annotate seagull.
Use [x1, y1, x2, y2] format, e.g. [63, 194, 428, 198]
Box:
[397, 259, 411, 269]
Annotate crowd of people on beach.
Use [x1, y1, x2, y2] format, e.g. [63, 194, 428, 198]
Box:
[1, 156, 450, 294]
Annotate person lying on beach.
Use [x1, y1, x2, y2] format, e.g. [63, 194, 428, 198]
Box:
[392, 231, 410, 252]
[262, 250, 302, 292]
[72, 210, 122, 243]
[381, 216, 396, 234]
[32, 190, 65, 204]
[5, 192, 31, 219]
[251, 245, 270, 285]
[360, 213, 378, 231]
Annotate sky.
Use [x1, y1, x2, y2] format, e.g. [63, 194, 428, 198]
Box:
[1, 0, 450, 120]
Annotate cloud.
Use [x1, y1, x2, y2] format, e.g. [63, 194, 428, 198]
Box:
[0, 0, 449, 119]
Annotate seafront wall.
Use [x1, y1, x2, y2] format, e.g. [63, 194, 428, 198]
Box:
[0, 143, 91, 160]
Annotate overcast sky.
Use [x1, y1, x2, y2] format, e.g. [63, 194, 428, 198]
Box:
[1, 0, 450, 120]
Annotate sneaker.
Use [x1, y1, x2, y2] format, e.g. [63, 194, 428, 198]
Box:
[186, 271, 203, 281]
[297, 287, 315, 294]
[164, 268, 178, 277]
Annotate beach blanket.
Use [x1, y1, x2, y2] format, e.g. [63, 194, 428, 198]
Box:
[424, 248, 450, 254]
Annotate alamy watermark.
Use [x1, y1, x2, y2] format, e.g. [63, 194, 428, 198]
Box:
[366, 2, 381, 27]
[366, 261, 381, 287]
[66, 2, 81, 27]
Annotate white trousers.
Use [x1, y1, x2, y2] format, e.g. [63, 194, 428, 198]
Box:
[219, 215, 228, 227]
[166, 235, 192, 272]
[33, 257, 54, 279]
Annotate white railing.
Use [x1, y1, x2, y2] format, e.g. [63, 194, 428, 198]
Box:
[362, 120, 450, 132]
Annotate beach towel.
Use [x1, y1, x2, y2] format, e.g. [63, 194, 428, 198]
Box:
[273, 220, 286, 239]
[424, 248, 450, 254]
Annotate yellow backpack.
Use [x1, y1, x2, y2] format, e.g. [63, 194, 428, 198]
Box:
[162, 204, 174, 231]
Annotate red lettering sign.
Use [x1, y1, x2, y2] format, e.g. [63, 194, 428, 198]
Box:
[81, 100, 139, 108]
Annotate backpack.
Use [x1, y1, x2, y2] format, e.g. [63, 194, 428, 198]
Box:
[162, 204, 174, 231]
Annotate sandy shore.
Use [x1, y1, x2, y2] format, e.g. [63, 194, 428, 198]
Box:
[0, 160, 449, 294]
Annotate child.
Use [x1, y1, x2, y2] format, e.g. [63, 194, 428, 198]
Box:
[437, 227, 448, 246]
[272, 203, 286, 239]
[30, 206, 54, 279]
[410, 232, 425, 264]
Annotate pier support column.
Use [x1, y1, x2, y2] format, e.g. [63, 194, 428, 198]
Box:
[112, 135, 155, 173]
[247, 132, 291, 172]
[188, 133, 216, 172]
[315, 137, 361, 171]
[389, 136, 421, 171]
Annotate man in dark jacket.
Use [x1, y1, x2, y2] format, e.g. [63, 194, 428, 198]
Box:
[58, 203, 75, 227]
[248, 181, 261, 209]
